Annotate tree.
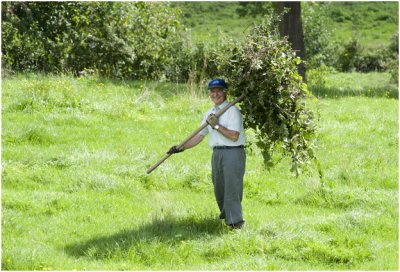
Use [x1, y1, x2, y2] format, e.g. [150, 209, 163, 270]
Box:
[278, 2, 306, 82]
[236, 2, 307, 82]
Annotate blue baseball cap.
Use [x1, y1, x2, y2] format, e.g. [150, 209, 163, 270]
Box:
[208, 78, 227, 89]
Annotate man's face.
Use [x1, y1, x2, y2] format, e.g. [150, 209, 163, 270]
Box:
[209, 87, 227, 106]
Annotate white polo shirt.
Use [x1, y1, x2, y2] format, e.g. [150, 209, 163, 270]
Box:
[199, 100, 246, 149]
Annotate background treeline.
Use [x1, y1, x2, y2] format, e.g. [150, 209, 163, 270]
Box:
[2, 2, 194, 81]
[2, 1, 399, 82]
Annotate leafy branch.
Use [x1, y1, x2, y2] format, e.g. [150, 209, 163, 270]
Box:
[214, 19, 320, 177]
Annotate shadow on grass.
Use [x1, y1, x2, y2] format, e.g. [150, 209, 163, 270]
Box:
[64, 213, 226, 260]
[310, 85, 398, 99]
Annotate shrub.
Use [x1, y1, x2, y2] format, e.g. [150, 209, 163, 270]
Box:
[302, 2, 338, 68]
[386, 32, 399, 83]
[388, 58, 399, 84]
[355, 47, 387, 72]
[1, 2, 186, 80]
[335, 34, 398, 74]
[307, 64, 337, 87]
[336, 39, 362, 72]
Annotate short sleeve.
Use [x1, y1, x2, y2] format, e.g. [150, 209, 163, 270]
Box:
[225, 107, 242, 132]
[199, 114, 209, 136]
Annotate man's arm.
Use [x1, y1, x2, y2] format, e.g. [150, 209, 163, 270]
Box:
[167, 133, 205, 154]
[216, 126, 239, 142]
[183, 133, 205, 150]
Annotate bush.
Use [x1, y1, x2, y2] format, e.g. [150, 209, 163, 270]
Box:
[355, 47, 387, 72]
[160, 40, 214, 83]
[307, 64, 337, 87]
[1, 2, 187, 80]
[386, 32, 399, 83]
[335, 35, 398, 74]
[302, 2, 338, 68]
[388, 58, 399, 84]
[336, 39, 361, 72]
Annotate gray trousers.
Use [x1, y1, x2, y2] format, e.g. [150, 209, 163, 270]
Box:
[211, 147, 246, 225]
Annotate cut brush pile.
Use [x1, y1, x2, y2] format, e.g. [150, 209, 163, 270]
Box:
[213, 19, 319, 176]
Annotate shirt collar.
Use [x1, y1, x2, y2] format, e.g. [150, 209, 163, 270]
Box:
[214, 100, 229, 111]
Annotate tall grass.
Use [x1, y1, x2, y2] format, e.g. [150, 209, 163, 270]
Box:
[1, 72, 398, 270]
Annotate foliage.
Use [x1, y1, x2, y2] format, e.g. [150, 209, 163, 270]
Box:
[335, 36, 398, 73]
[302, 2, 338, 68]
[1, 2, 186, 80]
[2, 2, 398, 80]
[307, 64, 337, 88]
[60, 1, 186, 80]
[386, 32, 399, 83]
[336, 39, 362, 72]
[160, 40, 217, 84]
[234, 1, 338, 68]
[236, 2, 275, 17]
[213, 18, 318, 175]
[1, 1, 71, 72]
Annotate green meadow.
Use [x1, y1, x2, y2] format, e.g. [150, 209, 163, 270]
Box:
[172, 1, 398, 47]
[1, 72, 398, 270]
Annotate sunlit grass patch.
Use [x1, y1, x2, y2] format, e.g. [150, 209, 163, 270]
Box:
[1, 72, 398, 270]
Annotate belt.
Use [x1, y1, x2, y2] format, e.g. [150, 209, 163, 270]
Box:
[213, 145, 244, 150]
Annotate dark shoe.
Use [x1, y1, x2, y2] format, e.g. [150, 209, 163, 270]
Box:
[229, 220, 246, 229]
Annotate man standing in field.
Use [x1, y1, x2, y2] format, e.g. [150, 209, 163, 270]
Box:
[168, 79, 246, 229]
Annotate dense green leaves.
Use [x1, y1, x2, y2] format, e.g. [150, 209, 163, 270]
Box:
[302, 2, 337, 68]
[214, 20, 318, 175]
[2, 2, 186, 80]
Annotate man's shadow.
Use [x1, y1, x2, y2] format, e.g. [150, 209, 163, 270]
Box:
[64, 213, 227, 260]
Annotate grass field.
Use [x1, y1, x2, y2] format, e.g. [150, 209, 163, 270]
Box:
[170, 2, 264, 44]
[328, 1, 398, 47]
[1, 72, 399, 270]
[171, 1, 398, 47]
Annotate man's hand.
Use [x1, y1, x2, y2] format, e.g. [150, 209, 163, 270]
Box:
[167, 145, 184, 154]
[206, 113, 219, 129]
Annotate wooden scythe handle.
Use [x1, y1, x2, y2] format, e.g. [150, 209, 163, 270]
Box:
[146, 94, 245, 174]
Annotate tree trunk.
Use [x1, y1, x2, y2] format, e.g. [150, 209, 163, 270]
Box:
[278, 2, 306, 82]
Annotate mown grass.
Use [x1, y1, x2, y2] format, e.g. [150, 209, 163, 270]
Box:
[1, 72, 398, 270]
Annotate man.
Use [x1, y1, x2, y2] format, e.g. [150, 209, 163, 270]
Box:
[168, 79, 246, 229]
